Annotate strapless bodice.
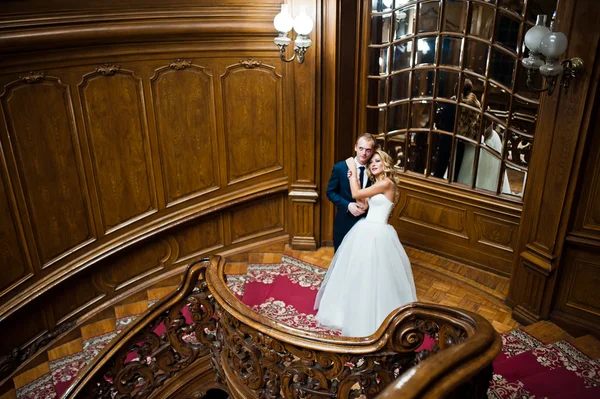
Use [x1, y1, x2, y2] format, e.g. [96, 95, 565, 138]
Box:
[365, 194, 393, 224]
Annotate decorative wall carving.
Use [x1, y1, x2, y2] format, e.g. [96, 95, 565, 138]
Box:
[168, 59, 192, 70]
[94, 64, 120, 76]
[18, 72, 45, 84]
[239, 58, 262, 69]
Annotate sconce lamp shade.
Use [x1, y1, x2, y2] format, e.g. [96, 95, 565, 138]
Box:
[293, 7, 314, 35]
[540, 31, 568, 58]
[524, 15, 549, 53]
[274, 4, 294, 33]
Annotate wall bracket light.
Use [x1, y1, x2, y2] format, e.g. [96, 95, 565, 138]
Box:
[522, 15, 584, 95]
[273, 5, 313, 64]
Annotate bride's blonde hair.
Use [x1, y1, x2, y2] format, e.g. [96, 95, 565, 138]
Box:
[366, 149, 401, 203]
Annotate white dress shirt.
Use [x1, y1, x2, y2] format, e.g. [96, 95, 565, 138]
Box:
[354, 157, 368, 188]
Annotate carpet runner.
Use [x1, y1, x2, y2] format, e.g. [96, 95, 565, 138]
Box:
[15, 255, 600, 398]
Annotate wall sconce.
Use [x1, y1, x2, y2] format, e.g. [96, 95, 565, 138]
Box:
[273, 4, 314, 64]
[522, 15, 584, 95]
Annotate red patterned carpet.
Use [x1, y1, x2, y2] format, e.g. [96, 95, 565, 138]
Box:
[489, 329, 600, 398]
[15, 256, 600, 398]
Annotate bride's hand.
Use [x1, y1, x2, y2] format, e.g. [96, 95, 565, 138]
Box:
[345, 157, 356, 175]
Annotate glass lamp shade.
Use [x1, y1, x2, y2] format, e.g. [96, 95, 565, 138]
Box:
[524, 16, 550, 53]
[540, 31, 568, 58]
[293, 7, 314, 35]
[274, 4, 294, 33]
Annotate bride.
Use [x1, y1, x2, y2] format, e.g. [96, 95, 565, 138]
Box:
[314, 149, 418, 337]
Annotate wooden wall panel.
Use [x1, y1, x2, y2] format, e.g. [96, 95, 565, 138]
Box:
[96, 237, 174, 292]
[171, 215, 224, 263]
[0, 169, 32, 296]
[150, 61, 219, 206]
[221, 61, 283, 184]
[474, 213, 517, 252]
[0, 302, 48, 355]
[49, 268, 105, 325]
[398, 195, 468, 239]
[230, 195, 285, 243]
[392, 179, 521, 276]
[1, 76, 93, 267]
[79, 67, 156, 233]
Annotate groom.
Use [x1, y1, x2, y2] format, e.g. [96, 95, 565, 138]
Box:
[326, 133, 376, 251]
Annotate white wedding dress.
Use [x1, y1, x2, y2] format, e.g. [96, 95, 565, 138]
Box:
[314, 193, 417, 337]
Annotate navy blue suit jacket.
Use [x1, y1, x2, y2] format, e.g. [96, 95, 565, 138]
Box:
[326, 160, 371, 251]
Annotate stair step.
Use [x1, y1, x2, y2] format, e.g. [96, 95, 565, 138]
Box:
[248, 241, 287, 254]
[283, 244, 303, 258]
[47, 338, 83, 361]
[13, 362, 49, 390]
[147, 285, 177, 302]
[248, 253, 283, 264]
[114, 300, 148, 320]
[80, 318, 116, 341]
[522, 321, 574, 345]
[224, 262, 248, 275]
[568, 335, 600, 360]
[0, 389, 17, 399]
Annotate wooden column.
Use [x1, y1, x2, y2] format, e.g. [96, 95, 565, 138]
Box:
[288, 0, 320, 250]
[507, 0, 600, 324]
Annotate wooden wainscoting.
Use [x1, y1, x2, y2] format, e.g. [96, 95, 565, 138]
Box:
[391, 177, 521, 277]
[0, 191, 289, 375]
[0, 0, 324, 372]
[551, 78, 600, 338]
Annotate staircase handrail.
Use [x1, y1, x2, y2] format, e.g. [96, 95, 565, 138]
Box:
[63, 255, 501, 399]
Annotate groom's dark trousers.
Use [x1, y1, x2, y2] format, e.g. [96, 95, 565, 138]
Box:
[326, 161, 371, 252]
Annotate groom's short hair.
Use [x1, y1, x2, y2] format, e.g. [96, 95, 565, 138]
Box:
[356, 133, 375, 146]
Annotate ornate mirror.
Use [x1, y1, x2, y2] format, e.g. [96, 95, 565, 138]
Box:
[363, 0, 557, 199]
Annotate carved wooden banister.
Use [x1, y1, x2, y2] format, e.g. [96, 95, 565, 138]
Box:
[64, 256, 501, 399]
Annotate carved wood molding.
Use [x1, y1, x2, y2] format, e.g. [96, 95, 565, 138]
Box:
[168, 59, 192, 70]
[239, 58, 262, 69]
[94, 63, 120, 76]
[18, 71, 45, 83]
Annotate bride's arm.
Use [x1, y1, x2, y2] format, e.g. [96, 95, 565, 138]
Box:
[345, 157, 391, 200]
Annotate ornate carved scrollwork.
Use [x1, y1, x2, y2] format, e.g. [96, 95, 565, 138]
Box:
[95, 63, 121, 76]
[217, 308, 470, 399]
[68, 257, 497, 399]
[79, 267, 217, 398]
[19, 71, 45, 83]
[240, 58, 262, 69]
[169, 59, 192, 70]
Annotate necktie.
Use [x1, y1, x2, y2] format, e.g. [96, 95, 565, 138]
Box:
[359, 166, 365, 188]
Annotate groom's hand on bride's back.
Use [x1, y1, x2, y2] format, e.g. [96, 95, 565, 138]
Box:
[348, 202, 365, 217]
